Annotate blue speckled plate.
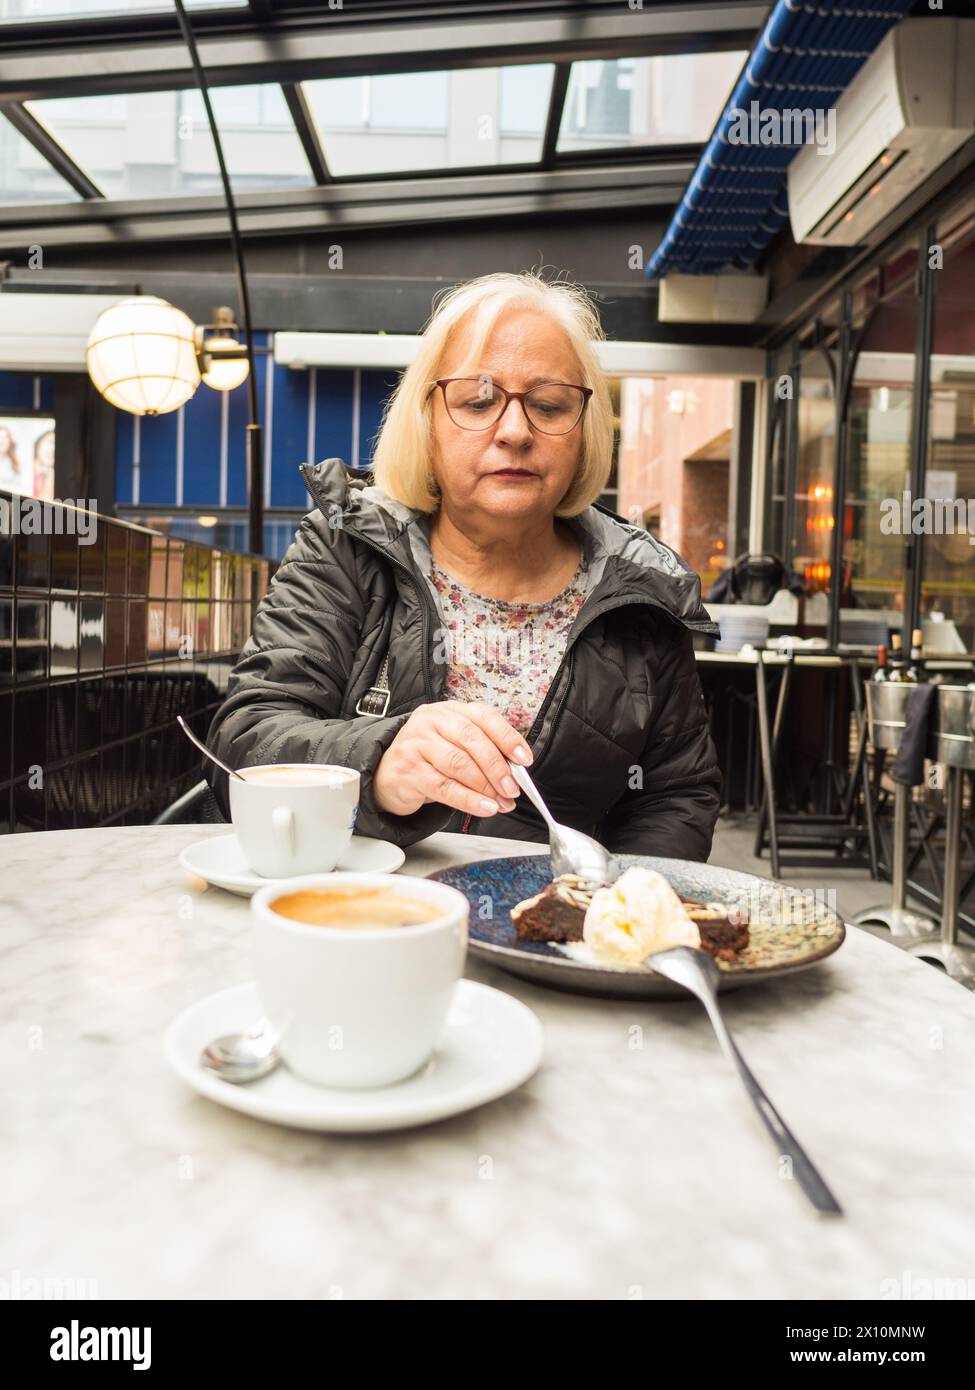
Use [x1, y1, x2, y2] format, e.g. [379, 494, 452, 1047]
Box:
[428, 854, 846, 1000]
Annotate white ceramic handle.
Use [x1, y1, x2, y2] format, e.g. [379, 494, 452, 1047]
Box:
[271, 805, 295, 862]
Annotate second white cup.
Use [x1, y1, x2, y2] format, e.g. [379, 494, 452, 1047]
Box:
[229, 763, 359, 878]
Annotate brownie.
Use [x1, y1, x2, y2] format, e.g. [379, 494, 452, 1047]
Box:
[510, 875, 599, 942]
[510, 879, 750, 962]
[679, 897, 750, 962]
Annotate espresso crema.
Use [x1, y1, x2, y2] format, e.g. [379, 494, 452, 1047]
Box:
[271, 888, 441, 929]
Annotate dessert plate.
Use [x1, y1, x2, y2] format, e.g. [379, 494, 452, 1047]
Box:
[179, 832, 405, 896]
[164, 980, 543, 1132]
[428, 854, 846, 999]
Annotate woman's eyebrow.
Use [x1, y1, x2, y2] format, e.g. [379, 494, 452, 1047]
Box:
[461, 372, 573, 389]
[475, 374, 563, 387]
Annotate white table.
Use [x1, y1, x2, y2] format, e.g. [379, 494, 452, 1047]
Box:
[3, 824, 975, 1300]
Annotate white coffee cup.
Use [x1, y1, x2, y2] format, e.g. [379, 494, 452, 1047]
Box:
[229, 763, 360, 878]
[250, 872, 469, 1088]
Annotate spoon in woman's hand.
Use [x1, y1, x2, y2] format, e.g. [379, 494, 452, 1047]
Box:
[507, 759, 619, 884]
[177, 715, 246, 782]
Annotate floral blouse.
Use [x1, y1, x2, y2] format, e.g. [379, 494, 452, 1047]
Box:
[430, 553, 591, 735]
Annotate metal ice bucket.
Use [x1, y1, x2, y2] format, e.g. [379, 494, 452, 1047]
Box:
[929, 685, 975, 771]
[865, 680, 918, 752]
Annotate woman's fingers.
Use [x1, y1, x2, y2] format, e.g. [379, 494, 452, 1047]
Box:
[418, 728, 517, 814]
[425, 773, 511, 819]
[434, 702, 532, 800]
[462, 702, 534, 766]
[372, 700, 532, 819]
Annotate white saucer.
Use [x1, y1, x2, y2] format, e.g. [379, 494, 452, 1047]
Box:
[179, 832, 406, 896]
[164, 980, 543, 1132]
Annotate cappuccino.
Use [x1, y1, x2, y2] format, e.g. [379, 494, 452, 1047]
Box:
[272, 887, 439, 929]
[230, 762, 360, 876]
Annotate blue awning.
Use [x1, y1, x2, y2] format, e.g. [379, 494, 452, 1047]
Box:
[645, 0, 916, 279]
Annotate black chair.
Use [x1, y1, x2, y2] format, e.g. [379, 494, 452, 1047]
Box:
[708, 553, 805, 606]
[152, 779, 226, 825]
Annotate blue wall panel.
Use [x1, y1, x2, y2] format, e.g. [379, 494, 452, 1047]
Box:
[313, 367, 355, 470]
[180, 383, 222, 507]
[359, 368, 401, 467]
[225, 363, 251, 508]
[115, 411, 134, 505]
[0, 370, 46, 410]
[270, 358, 311, 508]
[138, 408, 178, 504]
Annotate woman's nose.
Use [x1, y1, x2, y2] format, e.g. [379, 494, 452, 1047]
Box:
[493, 395, 533, 442]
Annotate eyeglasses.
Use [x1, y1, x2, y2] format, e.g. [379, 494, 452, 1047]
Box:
[430, 377, 592, 436]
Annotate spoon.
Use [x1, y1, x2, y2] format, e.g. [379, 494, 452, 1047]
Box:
[507, 759, 619, 885]
[200, 1018, 281, 1084]
[647, 946, 842, 1216]
[177, 715, 246, 782]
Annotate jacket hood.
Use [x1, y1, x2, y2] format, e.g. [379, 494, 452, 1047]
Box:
[299, 458, 719, 636]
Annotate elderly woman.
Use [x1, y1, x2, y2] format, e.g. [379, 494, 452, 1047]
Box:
[207, 271, 722, 859]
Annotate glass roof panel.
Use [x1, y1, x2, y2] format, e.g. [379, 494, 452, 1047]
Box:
[557, 52, 748, 152]
[0, 0, 245, 20]
[25, 85, 314, 198]
[0, 113, 81, 205]
[303, 65, 554, 176]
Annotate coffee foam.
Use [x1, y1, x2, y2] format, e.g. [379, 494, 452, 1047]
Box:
[271, 888, 440, 929]
[239, 765, 355, 789]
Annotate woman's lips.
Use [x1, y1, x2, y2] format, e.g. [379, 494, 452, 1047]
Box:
[490, 469, 538, 478]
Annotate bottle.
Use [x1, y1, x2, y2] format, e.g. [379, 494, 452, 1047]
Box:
[872, 645, 889, 682]
[888, 632, 907, 682]
[905, 628, 924, 683]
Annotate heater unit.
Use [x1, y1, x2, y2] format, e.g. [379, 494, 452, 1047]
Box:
[788, 17, 975, 248]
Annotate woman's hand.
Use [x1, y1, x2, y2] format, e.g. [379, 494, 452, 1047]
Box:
[372, 701, 532, 818]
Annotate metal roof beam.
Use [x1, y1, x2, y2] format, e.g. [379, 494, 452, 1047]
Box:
[0, 158, 696, 250]
[280, 83, 331, 185]
[0, 105, 104, 200]
[0, 4, 767, 102]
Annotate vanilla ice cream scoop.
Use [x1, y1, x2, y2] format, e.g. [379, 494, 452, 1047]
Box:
[582, 866, 700, 965]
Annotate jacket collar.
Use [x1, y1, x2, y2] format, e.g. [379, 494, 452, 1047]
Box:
[300, 458, 719, 636]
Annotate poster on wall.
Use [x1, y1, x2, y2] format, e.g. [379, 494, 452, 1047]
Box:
[0, 414, 56, 500]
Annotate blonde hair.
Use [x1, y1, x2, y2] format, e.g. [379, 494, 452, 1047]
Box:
[370, 270, 614, 516]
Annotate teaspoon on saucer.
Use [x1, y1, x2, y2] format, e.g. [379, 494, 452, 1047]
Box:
[200, 1019, 281, 1084]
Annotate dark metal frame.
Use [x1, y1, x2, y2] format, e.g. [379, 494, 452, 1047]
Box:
[0, 104, 104, 201]
[764, 337, 801, 570]
[171, 0, 264, 556]
[0, 158, 698, 250]
[0, 5, 767, 101]
[904, 223, 938, 647]
[0, 0, 766, 250]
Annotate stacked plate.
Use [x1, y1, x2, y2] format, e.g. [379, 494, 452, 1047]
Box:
[714, 614, 770, 653]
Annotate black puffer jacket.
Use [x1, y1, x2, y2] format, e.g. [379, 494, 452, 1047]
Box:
[206, 459, 722, 859]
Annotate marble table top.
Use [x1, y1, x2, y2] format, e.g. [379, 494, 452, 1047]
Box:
[3, 824, 975, 1301]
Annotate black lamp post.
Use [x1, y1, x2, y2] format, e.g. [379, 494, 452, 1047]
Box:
[172, 0, 264, 557]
